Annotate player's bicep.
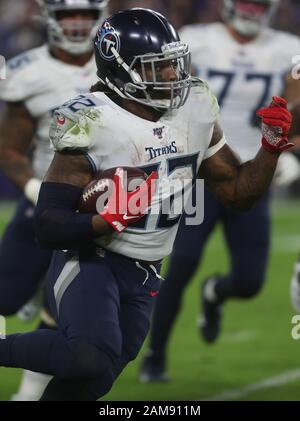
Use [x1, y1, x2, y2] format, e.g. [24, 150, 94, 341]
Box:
[198, 122, 230, 176]
[203, 122, 225, 160]
[0, 102, 35, 155]
[200, 136, 241, 206]
[44, 151, 94, 188]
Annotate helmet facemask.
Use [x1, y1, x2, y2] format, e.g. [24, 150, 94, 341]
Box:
[223, 0, 279, 37]
[99, 41, 192, 111]
[36, 0, 108, 55]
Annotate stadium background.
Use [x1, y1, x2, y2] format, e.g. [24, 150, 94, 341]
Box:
[1, 0, 300, 401]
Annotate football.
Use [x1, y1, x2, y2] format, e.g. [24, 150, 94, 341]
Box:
[78, 166, 148, 214]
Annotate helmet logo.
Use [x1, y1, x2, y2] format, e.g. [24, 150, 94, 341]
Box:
[96, 21, 120, 61]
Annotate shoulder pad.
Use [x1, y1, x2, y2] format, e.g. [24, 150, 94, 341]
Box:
[191, 77, 205, 88]
[7, 50, 36, 72]
[50, 95, 102, 152]
[190, 77, 220, 121]
[0, 48, 41, 102]
[58, 94, 98, 118]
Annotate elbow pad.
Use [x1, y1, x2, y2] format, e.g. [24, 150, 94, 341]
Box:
[35, 182, 97, 250]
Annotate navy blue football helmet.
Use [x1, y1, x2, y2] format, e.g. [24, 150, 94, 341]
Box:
[94, 8, 192, 110]
[36, 0, 108, 55]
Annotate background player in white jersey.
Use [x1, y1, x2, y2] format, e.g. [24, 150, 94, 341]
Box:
[140, 0, 300, 382]
[0, 7, 292, 401]
[0, 0, 108, 400]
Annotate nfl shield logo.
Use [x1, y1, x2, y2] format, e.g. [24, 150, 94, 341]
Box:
[153, 127, 165, 140]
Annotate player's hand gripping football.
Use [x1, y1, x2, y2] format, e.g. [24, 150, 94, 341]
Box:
[100, 167, 158, 233]
[256, 96, 294, 153]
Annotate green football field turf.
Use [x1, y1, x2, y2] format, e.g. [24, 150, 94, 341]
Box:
[0, 199, 300, 401]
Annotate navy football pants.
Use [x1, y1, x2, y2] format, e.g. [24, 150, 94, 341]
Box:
[149, 187, 270, 357]
[0, 197, 52, 315]
[0, 248, 161, 400]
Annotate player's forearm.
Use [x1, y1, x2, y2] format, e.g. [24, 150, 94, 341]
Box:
[0, 103, 36, 189]
[288, 103, 300, 139]
[230, 96, 292, 209]
[233, 148, 279, 210]
[35, 182, 113, 250]
[35, 208, 111, 250]
[0, 149, 34, 190]
[92, 215, 115, 236]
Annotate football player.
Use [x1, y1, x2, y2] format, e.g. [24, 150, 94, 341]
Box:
[0, 0, 108, 401]
[0, 7, 292, 400]
[140, 0, 300, 382]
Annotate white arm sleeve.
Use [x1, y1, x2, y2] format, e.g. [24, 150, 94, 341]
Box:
[203, 135, 227, 160]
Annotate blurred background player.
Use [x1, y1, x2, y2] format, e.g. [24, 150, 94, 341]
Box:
[140, 0, 300, 382]
[0, 0, 108, 400]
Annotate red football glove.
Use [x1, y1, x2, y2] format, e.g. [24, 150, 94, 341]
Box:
[256, 96, 294, 153]
[100, 167, 158, 233]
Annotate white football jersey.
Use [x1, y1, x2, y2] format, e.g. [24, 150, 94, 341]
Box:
[49, 79, 225, 261]
[180, 23, 300, 162]
[0, 44, 97, 178]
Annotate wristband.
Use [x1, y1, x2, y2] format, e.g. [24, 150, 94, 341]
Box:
[24, 178, 42, 206]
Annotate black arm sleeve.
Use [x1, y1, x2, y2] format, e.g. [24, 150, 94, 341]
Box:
[35, 182, 98, 250]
